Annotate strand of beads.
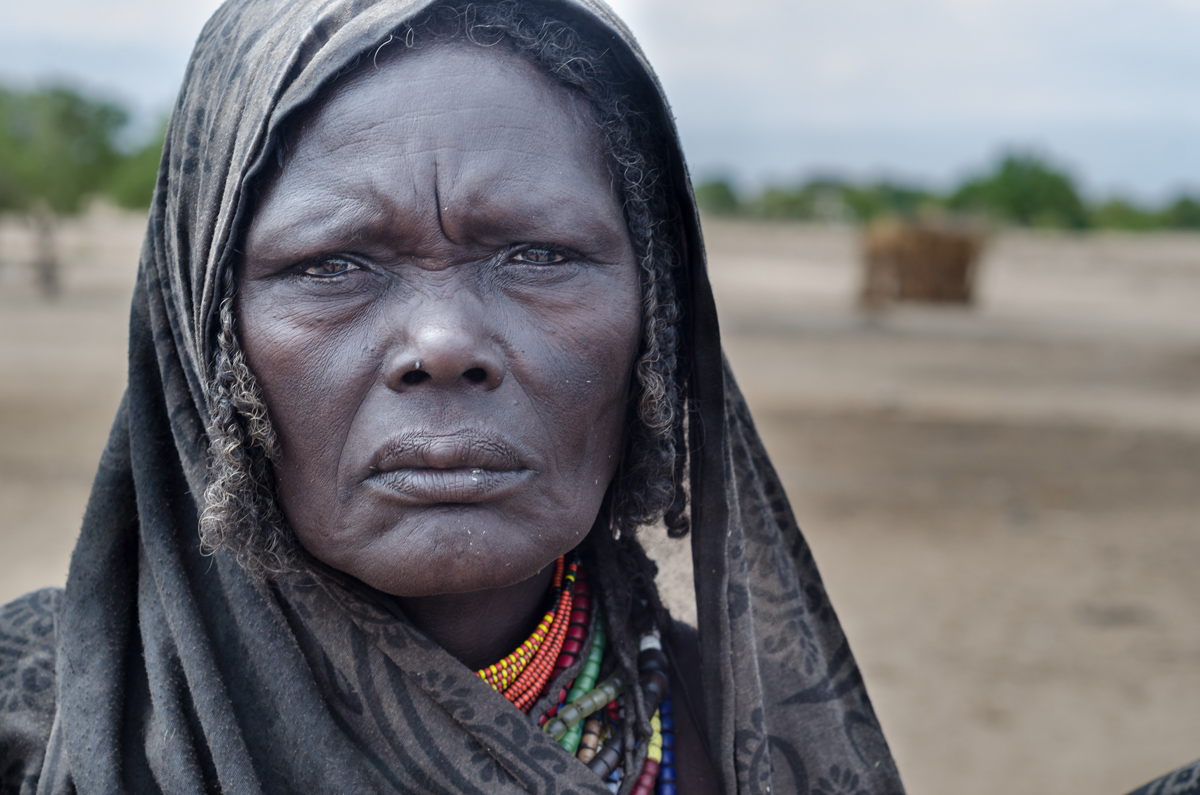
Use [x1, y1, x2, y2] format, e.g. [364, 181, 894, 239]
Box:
[551, 571, 592, 681]
[506, 560, 579, 712]
[543, 671, 624, 742]
[492, 572, 676, 793]
[478, 557, 565, 692]
[555, 610, 607, 752]
[475, 557, 580, 713]
[588, 729, 624, 781]
[637, 631, 669, 715]
[576, 716, 604, 764]
[656, 693, 676, 795]
[629, 709, 662, 795]
[540, 582, 599, 729]
[575, 629, 673, 788]
[635, 631, 672, 793]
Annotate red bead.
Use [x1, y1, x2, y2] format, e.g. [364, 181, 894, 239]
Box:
[566, 625, 587, 641]
[569, 609, 588, 625]
[561, 639, 583, 655]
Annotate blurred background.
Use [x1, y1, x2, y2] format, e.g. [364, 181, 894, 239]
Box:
[2, 1, 1199, 793]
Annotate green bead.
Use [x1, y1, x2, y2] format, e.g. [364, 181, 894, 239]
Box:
[544, 718, 567, 740]
[563, 609, 605, 713]
[558, 723, 583, 754]
[558, 705, 582, 727]
[569, 672, 624, 720]
[563, 686, 588, 711]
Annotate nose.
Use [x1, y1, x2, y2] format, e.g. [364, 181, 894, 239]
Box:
[382, 302, 505, 393]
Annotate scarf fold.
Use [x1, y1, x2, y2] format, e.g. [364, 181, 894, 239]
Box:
[0, 0, 906, 791]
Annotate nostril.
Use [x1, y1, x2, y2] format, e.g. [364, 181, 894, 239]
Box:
[463, 367, 488, 385]
[401, 370, 431, 386]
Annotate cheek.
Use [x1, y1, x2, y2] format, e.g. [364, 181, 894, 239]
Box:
[512, 272, 642, 483]
[235, 291, 371, 500]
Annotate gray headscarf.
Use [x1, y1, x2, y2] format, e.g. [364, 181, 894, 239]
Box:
[0, 0, 904, 792]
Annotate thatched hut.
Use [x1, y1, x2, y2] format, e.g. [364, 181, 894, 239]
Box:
[859, 220, 985, 308]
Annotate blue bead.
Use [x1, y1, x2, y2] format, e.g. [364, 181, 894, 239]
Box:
[657, 783, 677, 795]
[661, 749, 675, 765]
[659, 766, 676, 783]
[660, 735, 674, 749]
[660, 716, 675, 731]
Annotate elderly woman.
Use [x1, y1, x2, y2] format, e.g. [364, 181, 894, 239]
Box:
[0, 1, 904, 793]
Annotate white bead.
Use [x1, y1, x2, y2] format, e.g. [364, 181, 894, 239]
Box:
[639, 631, 662, 652]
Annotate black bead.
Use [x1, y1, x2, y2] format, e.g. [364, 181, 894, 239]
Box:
[637, 649, 669, 673]
[587, 739, 623, 778]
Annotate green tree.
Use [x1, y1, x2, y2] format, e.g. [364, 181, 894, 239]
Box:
[756, 185, 816, 220]
[951, 153, 1088, 229]
[694, 179, 741, 215]
[1090, 199, 1162, 231]
[0, 85, 131, 295]
[1162, 196, 1200, 230]
[841, 181, 938, 223]
[106, 118, 166, 210]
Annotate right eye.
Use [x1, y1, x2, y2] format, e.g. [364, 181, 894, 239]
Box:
[513, 247, 567, 266]
[301, 257, 359, 277]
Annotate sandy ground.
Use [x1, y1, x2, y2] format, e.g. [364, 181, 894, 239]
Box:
[3, 209, 1200, 794]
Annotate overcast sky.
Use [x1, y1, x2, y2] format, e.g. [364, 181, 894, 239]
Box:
[3, 0, 1197, 198]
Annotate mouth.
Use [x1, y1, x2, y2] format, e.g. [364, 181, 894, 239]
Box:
[363, 431, 534, 504]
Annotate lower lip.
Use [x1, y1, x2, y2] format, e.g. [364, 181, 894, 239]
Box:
[364, 467, 533, 504]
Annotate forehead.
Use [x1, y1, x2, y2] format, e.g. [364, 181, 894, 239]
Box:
[252, 41, 618, 248]
[307, 41, 597, 151]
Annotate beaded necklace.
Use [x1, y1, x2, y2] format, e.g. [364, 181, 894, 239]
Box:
[475, 555, 678, 793]
[477, 556, 580, 711]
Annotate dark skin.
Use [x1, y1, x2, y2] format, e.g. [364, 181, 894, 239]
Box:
[239, 43, 717, 792]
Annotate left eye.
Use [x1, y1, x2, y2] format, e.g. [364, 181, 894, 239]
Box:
[513, 248, 566, 266]
[302, 257, 359, 277]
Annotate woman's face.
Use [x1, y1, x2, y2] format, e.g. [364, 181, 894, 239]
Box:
[238, 43, 641, 597]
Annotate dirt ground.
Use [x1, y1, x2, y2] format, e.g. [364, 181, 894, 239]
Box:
[3, 209, 1200, 795]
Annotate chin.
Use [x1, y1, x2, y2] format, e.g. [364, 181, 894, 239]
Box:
[312, 505, 586, 597]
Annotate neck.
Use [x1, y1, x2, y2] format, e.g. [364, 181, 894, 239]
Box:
[395, 564, 556, 670]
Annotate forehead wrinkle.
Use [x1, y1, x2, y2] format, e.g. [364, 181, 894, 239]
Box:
[422, 120, 616, 246]
[262, 42, 620, 255]
[441, 174, 621, 247]
[435, 132, 621, 244]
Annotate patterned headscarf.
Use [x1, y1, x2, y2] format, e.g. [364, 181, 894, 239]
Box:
[0, 0, 905, 792]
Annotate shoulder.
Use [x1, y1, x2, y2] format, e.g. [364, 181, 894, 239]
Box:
[0, 588, 62, 790]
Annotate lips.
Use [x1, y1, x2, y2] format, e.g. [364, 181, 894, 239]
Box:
[363, 431, 534, 504]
